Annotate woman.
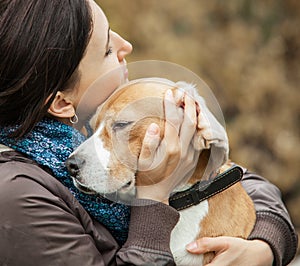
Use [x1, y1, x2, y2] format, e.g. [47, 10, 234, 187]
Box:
[0, 0, 297, 265]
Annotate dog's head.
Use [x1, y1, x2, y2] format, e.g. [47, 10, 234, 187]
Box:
[66, 79, 228, 201]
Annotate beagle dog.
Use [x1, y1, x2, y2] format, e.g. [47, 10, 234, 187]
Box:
[67, 78, 256, 265]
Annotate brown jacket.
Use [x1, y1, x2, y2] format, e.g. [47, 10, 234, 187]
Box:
[0, 148, 298, 266]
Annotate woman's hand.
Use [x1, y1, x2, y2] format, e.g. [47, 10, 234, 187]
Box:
[186, 236, 274, 266]
[137, 89, 200, 203]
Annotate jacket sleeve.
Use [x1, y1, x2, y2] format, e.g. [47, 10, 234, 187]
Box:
[241, 169, 298, 266]
[117, 199, 179, 265]
[0, 161, 179, 266]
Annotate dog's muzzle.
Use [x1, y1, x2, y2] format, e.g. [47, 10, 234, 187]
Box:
[66, 155, 136, 202]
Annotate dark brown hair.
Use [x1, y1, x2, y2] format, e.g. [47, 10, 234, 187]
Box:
[0, 0, 93, 137]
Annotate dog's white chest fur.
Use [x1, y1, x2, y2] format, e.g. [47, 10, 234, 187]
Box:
[170, 200, 209, 266]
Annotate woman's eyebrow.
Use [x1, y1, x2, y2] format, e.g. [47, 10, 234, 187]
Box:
[105, 26, 111, 51]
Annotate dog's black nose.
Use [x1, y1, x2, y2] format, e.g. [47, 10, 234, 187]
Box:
[65, 155, 85, 178]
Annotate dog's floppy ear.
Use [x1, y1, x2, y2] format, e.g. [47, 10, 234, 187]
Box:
[176, 81, 229, 177]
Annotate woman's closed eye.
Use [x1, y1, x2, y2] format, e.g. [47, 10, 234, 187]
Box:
[105, 47, 112, 56]
[104, 26, 112, 56]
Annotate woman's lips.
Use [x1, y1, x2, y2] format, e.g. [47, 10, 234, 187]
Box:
[122, 59, 129, 81]
[123, 67, 128, 80]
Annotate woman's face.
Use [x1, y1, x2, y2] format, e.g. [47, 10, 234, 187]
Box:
[70, 0, 133, 110]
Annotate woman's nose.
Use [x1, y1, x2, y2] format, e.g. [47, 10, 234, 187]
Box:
[116, 34, 133, 62]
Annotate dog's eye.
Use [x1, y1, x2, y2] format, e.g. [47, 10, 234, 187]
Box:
[112, 121, 133, 132]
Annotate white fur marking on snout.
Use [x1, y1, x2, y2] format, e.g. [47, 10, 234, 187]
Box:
[93, 122, 110, 170]
[69, 121, 113, 194]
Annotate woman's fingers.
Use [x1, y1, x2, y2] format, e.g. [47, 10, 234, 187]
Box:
[138, 123, 161, 171]
[186, 237, 227, 254]
[163, 89, 181, 154]
[186, 237, 274, 266]
[137, 88, 200, 201]
[179, 92, 197, 156]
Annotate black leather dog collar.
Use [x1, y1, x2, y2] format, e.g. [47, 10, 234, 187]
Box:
[169, 165, 243, 211]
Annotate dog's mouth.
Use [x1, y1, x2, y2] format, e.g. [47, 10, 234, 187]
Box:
[72, 178, 97, 195]
[72, 178, 136, 204]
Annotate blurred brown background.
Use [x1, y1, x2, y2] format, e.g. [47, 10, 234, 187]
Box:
[97, 0, 300, 256]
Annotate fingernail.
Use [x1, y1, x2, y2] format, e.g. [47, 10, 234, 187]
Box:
[186, 241, 198, 251]
[166, 89, 173, 99]
[147, 123, 159, 135]
[178, 90, 184, 102]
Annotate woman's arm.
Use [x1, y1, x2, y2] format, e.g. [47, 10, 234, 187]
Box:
[242, 169, 298, 266]
[186, 167, 298, 266]
[117, 200, 179, 265]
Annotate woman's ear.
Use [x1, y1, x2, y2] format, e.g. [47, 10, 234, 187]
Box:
[47, 91, 75, 118]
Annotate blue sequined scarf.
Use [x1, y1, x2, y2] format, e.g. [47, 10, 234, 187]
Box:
[0, 117, 130, 245]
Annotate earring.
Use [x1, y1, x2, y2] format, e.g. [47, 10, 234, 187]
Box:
[69, 113, 79, 124]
